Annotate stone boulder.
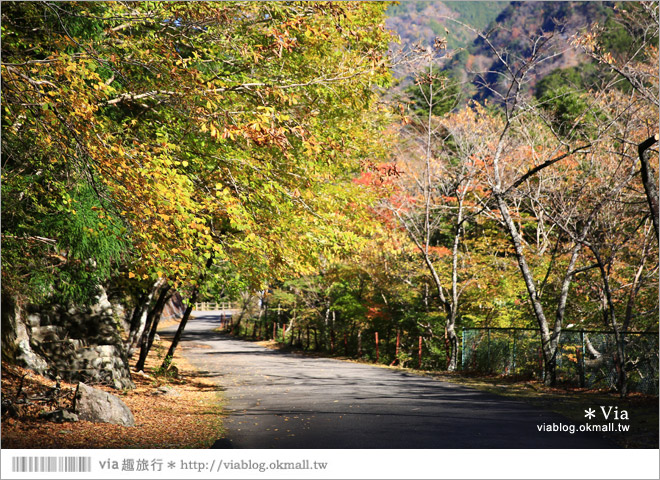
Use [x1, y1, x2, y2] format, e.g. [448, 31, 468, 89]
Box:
[152, 386, 180, 397]
[39, 409, 79, 423]
[73, 382, 135, 427]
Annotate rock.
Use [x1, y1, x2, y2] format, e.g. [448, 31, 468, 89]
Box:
[152, 386, 180, 397]
[70, 345, 135, 390]
[40, 409, 79, 423]
[3, 291, 135, 390]
[30, 325, 66, 344]
[2, 296, 48, 374]
[2, 401, 26, 418]
[73, 383, 135, 427]
[89, 287, 114, 318]
[27, 314, 42, 327]
[15, 322, 49, 375]
[16, 340, 49, 374]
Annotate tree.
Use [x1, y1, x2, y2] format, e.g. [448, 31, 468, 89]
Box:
[568, 2, 659, 393]
[406, 67, 462, 117]
[467, 3, 658, 387]
[2, 2, 396, 371]
[441, 22, 597, 384]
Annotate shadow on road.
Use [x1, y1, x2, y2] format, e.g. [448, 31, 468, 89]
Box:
[174, 317, 617, 449]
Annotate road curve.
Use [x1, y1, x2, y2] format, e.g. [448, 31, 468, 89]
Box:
[160, 312, 614, 449]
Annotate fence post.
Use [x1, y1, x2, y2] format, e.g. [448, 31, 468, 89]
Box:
[487, 328, 491, 373]
[395, 329, 400, 360]
[539, 342, 544, 381]
[512, 331, 517, 375]
[461, 328, 465, 370]
[418, 336, 423, 369]
[579, 330, 586, 388]
[375, 332, 379, 363]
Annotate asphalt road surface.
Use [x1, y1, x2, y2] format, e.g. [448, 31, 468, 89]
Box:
[160, 312, 614, 449]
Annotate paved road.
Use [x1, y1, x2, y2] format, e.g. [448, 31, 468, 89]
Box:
[160, 312, 614, 449]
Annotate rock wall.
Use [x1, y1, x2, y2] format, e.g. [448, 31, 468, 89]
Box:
[1, 294, 49, 374]
[1, 288, 135, 390]
[162, 292, 185, 320]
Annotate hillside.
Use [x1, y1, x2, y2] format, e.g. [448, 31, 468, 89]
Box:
[386, 1, 615, 100]
[464, 1, 614, 98]
[386, 1, 509, 51]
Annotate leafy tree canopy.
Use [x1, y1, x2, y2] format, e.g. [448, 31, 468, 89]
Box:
[2, 1, 394, 302]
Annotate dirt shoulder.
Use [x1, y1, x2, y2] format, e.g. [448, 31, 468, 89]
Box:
[1, 318, 226, 449]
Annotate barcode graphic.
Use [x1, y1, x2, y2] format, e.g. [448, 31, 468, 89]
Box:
[12, 456, 92, 473]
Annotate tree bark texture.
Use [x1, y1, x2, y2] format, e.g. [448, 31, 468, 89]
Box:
[135, 285, 171, 371]
[638, 134, 659, 241]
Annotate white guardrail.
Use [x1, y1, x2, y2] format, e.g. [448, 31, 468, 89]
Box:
[193, 301, 236, 311]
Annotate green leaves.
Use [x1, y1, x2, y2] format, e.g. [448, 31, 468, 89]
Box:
[2, 1, 394, 303]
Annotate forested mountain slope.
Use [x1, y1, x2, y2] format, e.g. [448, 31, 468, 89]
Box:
[386, 1, 619, 99]
[385, 1, 509, 51]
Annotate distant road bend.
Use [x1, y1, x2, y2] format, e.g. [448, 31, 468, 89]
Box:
[160, 311, 614, 449]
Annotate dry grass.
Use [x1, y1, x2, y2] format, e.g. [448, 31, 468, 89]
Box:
[1, 318, 227, 449]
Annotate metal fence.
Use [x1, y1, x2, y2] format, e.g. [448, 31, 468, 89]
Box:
[461, 327, 659, 395]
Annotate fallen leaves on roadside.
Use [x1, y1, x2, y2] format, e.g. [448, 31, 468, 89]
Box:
[1, 319, 227, 449]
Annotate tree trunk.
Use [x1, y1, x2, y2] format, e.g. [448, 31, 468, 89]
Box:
[160, 289, 199, 369]
[446, 192, 465, 372]
[445, 322, 459, 371]
[125, 291, 149, 357]
[638, 134, 659, 240]
[126, 280, 163, 357]
[262, 298, 268, 340]
[288, 303, 296, 346]
[392, 329, 400, 366]
[135, 285, 171, 371]
[494, 193, 559, 385]
[133, 284, 167, 364]
[253, 300, 265, 339]
[230, 308, 244, 335]
[591, 247, 628, 396]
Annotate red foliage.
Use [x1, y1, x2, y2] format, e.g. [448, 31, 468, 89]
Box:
[356, 161, 402, 188]
[428, 245, 451, 257]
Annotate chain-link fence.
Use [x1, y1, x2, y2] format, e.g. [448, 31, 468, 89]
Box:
[461, 327, 659, 395]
